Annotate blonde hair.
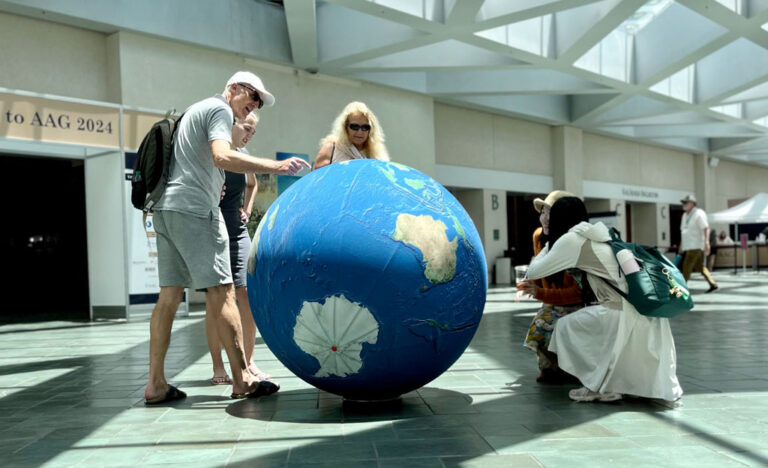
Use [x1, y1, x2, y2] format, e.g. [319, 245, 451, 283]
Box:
[321, 101, 389, 161]
[232, 112, 259, 148]
[237, 111, 259, 126]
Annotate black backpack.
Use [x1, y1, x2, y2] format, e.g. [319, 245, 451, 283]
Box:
[130, 113, 183, 212]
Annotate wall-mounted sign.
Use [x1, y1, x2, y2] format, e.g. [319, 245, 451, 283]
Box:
[1, 92, 120, 147]
[122, 110, 166, 151]
[621, 187, 659, 200]
[276, 152, 309, 195]
[1, 92, 167, 152]
[584, 180, 689, 204]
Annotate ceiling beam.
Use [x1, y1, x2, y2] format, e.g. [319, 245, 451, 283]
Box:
[556, 0, 645, 64]
[444, 0, 484, 25]
[677, 0, 768, 49]
[611, 123, 763, 138]
[284, 0, 318, 70]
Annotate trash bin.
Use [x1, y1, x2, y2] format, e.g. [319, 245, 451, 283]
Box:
[495, 257, 511, 284]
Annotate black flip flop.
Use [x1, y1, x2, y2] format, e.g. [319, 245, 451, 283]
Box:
[145, 385, 187, 405]
[230, 380, 280, 400]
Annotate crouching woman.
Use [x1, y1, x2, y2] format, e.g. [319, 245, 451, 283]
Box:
[526, 197, 683, 403]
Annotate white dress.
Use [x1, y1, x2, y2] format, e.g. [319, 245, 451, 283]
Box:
[527, 221, 683, 401]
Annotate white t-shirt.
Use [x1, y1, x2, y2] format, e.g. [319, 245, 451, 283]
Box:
[680, 207, 709, 251]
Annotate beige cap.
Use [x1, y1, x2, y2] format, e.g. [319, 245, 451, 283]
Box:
[533, 190, 575, 213]
[680, 194, 697, 204]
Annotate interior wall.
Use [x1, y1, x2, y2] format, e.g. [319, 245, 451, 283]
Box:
[115, 32, 436, 175]
[434, 103, 552, 175]
[583, 133, 695, 191]
[0, 12, 109, 101]
[631, 202, 658, 246]
[710, 160, 768, 212]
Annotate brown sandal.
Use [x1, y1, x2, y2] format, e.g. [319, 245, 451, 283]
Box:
[210, 374, 232, 385]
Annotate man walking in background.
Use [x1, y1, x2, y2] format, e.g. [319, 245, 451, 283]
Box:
[679, 194, 718, 293]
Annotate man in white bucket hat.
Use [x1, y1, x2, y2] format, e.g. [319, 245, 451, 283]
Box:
[144, 71, 310, 405]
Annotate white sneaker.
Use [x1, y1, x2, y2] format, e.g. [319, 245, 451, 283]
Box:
[568, 386, 622, 402]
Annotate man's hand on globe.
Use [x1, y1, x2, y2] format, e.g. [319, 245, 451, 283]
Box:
[278, 157, 311, 176]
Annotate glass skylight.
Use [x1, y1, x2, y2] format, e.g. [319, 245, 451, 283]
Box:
[618, 0, 674, 35]
[714, 0, 742, 14]
[475, 15, 553, 57]
[366, 0, 438, 20]
[573, 0, 678, 82]
[649, 64, 694, 102]
[710, 103, 743, 118]
[574, 30, 632, 82]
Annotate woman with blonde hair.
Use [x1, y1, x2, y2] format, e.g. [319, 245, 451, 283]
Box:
[314, 101, 389, 170]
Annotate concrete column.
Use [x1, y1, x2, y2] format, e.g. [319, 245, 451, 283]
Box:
[483, 189, 508, 265]
[105, 32, 123, 104]
[656, 203, 671, 250]
[552, 126, 583, 197]
[454, 188, 508, 277]
[585, 199, 611, 214]
[611, 199, 627, 239]
[693, 153, 713, 210]
[631, 202, 668, 248]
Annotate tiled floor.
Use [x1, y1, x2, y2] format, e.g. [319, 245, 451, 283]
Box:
[1, 271, 767, 467]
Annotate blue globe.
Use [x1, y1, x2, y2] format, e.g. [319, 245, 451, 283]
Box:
[247, 160, 487, 400]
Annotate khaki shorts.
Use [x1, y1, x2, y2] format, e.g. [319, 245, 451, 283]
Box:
[153, 209, 233, 290]
[681, 249, 704, 280]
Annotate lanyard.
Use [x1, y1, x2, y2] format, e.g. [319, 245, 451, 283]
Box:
[683, 209, 694, 227]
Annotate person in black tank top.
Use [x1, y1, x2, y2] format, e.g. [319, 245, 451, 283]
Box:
[204, 112, 274, 385]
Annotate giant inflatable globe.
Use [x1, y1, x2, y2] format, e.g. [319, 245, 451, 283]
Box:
[247, 160, 487, 401]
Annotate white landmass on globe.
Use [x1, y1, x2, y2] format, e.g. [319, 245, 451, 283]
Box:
[393, 214, 458, 284]
[293, 295, 379, 378]
[268, 204, 280, 230]
[247, 215, 267, 275]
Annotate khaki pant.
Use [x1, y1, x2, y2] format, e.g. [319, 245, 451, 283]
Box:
[681, 249, 717, 288]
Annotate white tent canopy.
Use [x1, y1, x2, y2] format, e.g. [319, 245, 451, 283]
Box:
[708, 193, 768, 224]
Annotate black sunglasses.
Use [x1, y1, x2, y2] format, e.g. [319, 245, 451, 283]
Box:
[238, 83, 263, 109]
[347, 123, 371, 132]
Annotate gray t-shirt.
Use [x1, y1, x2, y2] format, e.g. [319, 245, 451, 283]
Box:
[154, 96, 233, 217]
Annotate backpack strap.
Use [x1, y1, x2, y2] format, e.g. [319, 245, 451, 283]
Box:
[330, 142, 336, 163]
[601, 228, 629, 298]
[596, 275, 629, 300]
[608, 227, 623, 243]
